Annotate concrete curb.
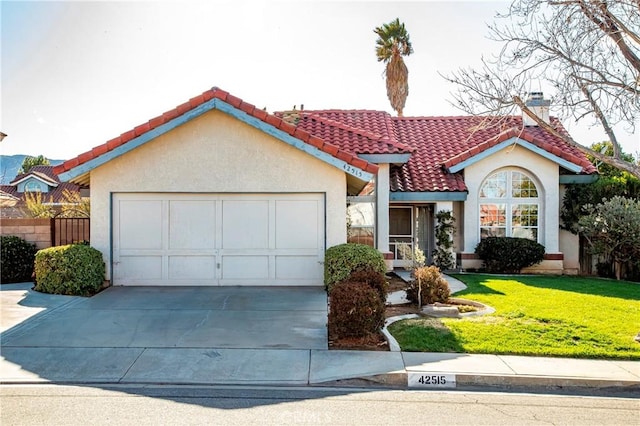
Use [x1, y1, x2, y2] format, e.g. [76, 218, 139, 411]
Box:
[316, 371, 640, 392]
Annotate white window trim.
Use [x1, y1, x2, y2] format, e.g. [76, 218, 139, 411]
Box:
[479, 168, 542, 242]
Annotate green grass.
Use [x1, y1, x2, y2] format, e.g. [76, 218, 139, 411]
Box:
[388, 274, 640, 360]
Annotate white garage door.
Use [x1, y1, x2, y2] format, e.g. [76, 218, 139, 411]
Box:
[112, 193, 325, 286]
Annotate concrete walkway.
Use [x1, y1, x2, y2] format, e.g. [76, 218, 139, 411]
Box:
[1, 283, 639, 391]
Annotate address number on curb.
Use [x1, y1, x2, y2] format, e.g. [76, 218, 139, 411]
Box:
[408, 373, 456, 388]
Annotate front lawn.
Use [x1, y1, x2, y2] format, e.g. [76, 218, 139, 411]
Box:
[388, 274, 640, 360]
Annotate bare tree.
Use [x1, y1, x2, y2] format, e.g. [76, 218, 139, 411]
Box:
[442, 0, 640, 178]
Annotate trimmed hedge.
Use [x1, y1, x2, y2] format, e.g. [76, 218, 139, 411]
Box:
[345, 268, 388, 301]
[475, 237, 545, 274]
[406, 266, 450, 305]
[324, 243, 386, 292]
[34, 243, 105, 296]
[0, 236, 37, 283]
[328, 281, 385, 339]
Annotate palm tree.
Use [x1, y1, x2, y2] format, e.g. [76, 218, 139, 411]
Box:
[374, 18, 413, 116]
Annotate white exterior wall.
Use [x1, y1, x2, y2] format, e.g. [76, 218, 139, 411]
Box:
[559, 184, 580, 274]
[90, 110, 347, 280]
[462, 145, 560, 254]
[376, 164, 390, 252]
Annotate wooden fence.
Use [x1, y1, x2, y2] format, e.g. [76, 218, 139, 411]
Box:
[0, 217, 90, 249]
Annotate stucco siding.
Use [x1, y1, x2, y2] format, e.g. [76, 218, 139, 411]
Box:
[90, 110, 347, 280]
[462, 144, 560, 253]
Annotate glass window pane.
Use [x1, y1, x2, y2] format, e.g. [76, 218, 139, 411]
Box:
[348, 227, 374, 247]
[348, 202, 375, 226]
[481, 227, 506, 238]
[480, 171, 507, 198]
[512, 171, 538, 198]
[512, 204, 538, 226]
[480, 204, 506, 226]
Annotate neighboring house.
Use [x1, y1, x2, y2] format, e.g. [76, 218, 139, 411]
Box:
[54, 87, 596, 287]
[0, 165, 86, 218]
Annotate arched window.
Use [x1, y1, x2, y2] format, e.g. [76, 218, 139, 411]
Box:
[479, 169, 540, 241]
[24, 181, 42, 192]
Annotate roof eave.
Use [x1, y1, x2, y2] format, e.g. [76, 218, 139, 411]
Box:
[446, 137, 584, 174]
[58, 97, 376, 185]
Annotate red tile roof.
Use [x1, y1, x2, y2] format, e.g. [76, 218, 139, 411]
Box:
[54, 86, 595, 194]
[54, 87, 379, 178]
[10, 165, 61, 185]
[285, 111, 595, 193]
[290, 111, 413, 155]
[1, 166, 82, 206]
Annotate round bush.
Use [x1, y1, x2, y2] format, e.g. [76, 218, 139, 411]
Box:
[0, 236, 37, 283]
[475, 237, 545, 273]
[328, 281, 385, 339]
[406, 266, 450, 305]
[324, 243, 386, 292]
[34, 243, 105, 296]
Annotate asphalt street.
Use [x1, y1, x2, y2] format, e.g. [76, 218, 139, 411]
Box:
[1, 384, 638, 425]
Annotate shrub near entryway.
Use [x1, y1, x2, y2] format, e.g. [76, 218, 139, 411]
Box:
[328, 280, 385, 339]
[324, 243, 386, 292]
[475, 237, 545, 273]
[34, 243, 105, 296]
[0, 236, 38, 283]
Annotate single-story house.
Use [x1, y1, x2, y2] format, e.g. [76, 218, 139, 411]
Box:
[54, 87, 596, 287]
[0, 165, 86, 218]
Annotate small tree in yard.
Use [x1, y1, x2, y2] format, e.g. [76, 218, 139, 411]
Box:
[579, 196, 640, 280]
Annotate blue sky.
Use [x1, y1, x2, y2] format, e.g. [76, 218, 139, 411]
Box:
[1, 0, 638, 160]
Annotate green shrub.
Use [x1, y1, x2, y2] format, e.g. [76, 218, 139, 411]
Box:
[324, 243, 386, 292]
[475, 237, 545, 274]
[34, 243, 105, 296]
[0, 236, 37, 283]
[432, 210, 456, 270]
[344, 268, 388, 301]
[406, 266, 450, 305]
[328, 281, 385, 339]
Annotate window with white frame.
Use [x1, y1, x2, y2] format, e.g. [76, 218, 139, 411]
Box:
[479, 170, 540, 241]
[347, 196, 375, 247]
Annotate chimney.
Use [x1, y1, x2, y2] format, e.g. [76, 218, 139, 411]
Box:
[523, 92, 550, 126]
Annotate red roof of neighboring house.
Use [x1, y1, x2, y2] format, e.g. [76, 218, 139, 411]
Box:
[0, 165, 82, 206]
[54, 87, 379, 179]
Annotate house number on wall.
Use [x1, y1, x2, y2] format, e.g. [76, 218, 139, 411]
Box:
[343, 164, 364, 178]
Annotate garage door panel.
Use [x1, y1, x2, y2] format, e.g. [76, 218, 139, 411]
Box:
[222, 200, 269, 249]
[168, 256, 216, 280]
[118, 200, 163, 250]
[222, 256, 269, 279]
[276, 256, 321, 279]
[118, 256, 163, 280]
[169, 200, 216, 249]
[275, 200, 319, 249]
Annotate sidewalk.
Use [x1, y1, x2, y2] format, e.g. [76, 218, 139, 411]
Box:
[1, 282, 639, 391]
[2, 346, 639, 391]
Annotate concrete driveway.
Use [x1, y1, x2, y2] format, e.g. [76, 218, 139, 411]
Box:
[1, 284, 328, 350]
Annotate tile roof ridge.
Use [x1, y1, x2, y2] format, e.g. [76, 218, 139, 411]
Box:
[302, 111, 414, 153]
[301, 112, 386, 141]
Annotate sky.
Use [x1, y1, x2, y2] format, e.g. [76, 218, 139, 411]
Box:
[1, 0, 638, 161]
